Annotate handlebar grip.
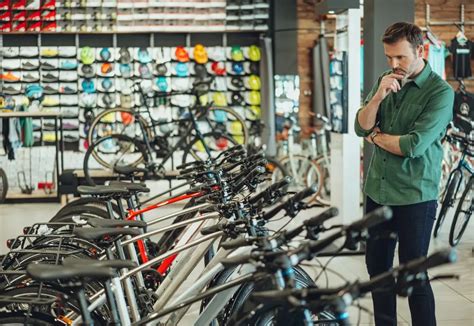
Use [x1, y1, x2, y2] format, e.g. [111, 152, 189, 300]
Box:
[248, 176, 292, 205]
[260, 201, 286, 221]
[292, 184, 318, 203]
[200, 223, 224, 236]
[233, 166, 266, 193]
[404, 248, 457, 273]
[176, 160, 204, 170]
[304, 207, 339, 227]
[349, 206, 393, 232]
[221, 254, 252, 268]
[221, 237, 257, 250]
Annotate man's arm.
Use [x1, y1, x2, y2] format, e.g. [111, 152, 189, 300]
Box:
[371, 131, 403, 156]
[367, 87, 454, 158]
[355, 72, 404, 136]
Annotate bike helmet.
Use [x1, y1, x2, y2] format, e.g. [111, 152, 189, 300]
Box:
[156, 62, 168, 76]
[246, 74, 261, 91]
[120, 94, 132, 109]
[0, 95, 5, 109]
[211, 61, 226, 76]
[80, 46, 95, 65]
[232, 62, 244, 75]
[140, 79, 153, 94]
[81, 79, 96, 93]
[194, 63, 208, 79]
[137, 48, 152, 64]
[175, 46, 190, 63]
[155, 76, 168, 92]
[81, 64, 95, 78]
[247, 45, 261, 61]
[101, 77, 113, 91]
[100, 47, 112, 61]
[230, 92, 245, 106]
[25, 84, 44, 101]
[230, 77, 244, 90]
[193, 44, 208, 64]
[249, 61, 259, 75]
[101, 62, 113, 75]
[213, 92, 227, 107]
[170, 94, 191, 107]
[246, 91, 261, 105]
[248, 105, 261, 120]
[139, 64, 152, 79]
[119, 63, 132, 78]
[230, 46, 244, 62]
[175, 62, 189, 77]
[119, 47, 131, 64]
[208, 46, 226, 61]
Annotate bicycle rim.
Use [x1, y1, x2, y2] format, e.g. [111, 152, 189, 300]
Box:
[0, 168, 8, 203]
[449, 177, 473, 246]
[198, 107, 249, 146]
[434, 170, 462, 238]
[87, 107, 153, 145]
[279, 155, 323, 202]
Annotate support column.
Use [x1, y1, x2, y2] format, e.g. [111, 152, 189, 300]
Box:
[331, 8, 361, 224]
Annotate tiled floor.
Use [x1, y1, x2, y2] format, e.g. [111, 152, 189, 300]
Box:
[0, 196, 472, 325]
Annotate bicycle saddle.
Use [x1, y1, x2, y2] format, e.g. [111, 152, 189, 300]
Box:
[77, 185, 129, 197]
[85, 217, 147, 229]
[27, 263, 114, 282]
[62, 257, 137, 270]
[73, 227, 140, 242]
[108, 180, 150, 194]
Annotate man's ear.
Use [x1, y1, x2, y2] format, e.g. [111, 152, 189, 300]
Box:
[417, 45, 424, 58]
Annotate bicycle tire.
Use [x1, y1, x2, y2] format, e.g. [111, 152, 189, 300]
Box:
[202, 107, 249, 146]
[182, 132, 238, 164]
[87, 107, 153, 147]
[54, 197, 120, 218]
[83, 134, 149, 186]
[449, 176, 473, 246]
[50, 205, 110, 222]
[279, 155, 324, 202]
[0, 312, 57, 325]
[0, 285, 107, 324]
[315, 155, 331, 205]
[434, 169, 462, 238]
[0, 168, 8, 203]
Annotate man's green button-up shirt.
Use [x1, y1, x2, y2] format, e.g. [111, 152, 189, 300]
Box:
[355, 62, 454, 205]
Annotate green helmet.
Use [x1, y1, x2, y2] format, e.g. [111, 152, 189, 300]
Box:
[231, 46, 244, 62]
[80, 46, 95, 65]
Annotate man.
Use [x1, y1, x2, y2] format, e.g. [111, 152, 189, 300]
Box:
[355, 22, 454, 326]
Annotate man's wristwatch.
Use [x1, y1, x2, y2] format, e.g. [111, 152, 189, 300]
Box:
[370, 130, 379, 143]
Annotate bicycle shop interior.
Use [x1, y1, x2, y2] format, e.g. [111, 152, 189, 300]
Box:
[0, 0, 473, 325]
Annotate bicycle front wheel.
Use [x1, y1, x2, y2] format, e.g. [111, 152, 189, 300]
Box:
[182, 132, 238, 164]
[449, 176, 473, 246]
[434, 169, 462, 238]
[0, 168, 8, 203]
[87, 107, 153, 146]
[197, 107, 249, 146]
[83, 134, 148, 185]
[279, 155, 324, 202]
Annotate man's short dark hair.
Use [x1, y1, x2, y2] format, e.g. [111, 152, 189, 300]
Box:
[382, 22, 423, 51]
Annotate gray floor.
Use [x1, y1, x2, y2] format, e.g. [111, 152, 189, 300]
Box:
[0, 199, 472, 325]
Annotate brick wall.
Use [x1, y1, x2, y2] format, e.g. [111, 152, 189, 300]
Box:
[297, 0, 474, 132]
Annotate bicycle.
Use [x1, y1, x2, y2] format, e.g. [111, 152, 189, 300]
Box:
[433, 128, 473, 246]
[83, 78, 249, 185]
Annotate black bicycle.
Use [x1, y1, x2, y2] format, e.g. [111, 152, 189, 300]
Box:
[83, 78, 249, 185]
[434, 129, 473, 246]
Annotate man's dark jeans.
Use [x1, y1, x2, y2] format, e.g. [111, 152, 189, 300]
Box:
[365, 196, 437, 326]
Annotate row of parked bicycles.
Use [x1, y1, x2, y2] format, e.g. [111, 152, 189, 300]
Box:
[0, 143, 458, 325]
[80, 77, 333, 206]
